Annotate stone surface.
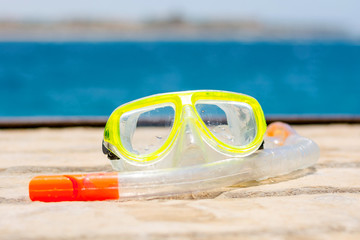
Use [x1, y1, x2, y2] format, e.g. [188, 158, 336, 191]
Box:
[0, 124, 359, 239]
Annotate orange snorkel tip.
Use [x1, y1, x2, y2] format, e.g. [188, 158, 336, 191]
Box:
[29, 172, 119, 202]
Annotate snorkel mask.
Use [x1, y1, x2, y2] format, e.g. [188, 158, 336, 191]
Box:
[29, 90, 319, 202]
[102, 90, 267, 171]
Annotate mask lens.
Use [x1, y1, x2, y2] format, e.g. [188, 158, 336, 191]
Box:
[120, 104, 175, 155]
[195, 101, 257, 147]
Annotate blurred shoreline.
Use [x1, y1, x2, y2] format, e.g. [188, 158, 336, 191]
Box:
[0, 18, 354, 42]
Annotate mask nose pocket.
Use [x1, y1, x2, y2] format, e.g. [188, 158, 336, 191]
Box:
[172, 106, 209, 166]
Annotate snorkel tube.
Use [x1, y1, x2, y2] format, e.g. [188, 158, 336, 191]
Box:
[106, 122, 319, 199]
[29, 122, 319, 202]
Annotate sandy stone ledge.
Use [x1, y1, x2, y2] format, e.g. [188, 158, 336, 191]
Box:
[0, 124, 359, 240]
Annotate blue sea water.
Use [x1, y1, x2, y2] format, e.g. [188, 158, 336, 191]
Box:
[0, 42, 359, 117]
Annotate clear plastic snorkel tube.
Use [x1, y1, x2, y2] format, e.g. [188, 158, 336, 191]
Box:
[103, 122, 319, 199]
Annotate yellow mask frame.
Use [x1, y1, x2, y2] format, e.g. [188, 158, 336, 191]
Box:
[103, 90, 267, 163]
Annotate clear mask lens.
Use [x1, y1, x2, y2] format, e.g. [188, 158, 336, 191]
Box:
[120, 104, 175, 155]
[195, 100, 257, 147]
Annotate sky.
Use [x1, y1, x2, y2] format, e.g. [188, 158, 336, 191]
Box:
[0, 0, 359, 35]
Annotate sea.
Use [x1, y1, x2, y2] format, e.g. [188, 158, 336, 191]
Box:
[0, 41, 359, 117]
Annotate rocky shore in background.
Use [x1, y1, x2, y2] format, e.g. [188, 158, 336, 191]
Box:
[0, 17, 351, 41]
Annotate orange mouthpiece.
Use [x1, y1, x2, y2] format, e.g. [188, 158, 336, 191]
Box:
[266, 122, 297, 145]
